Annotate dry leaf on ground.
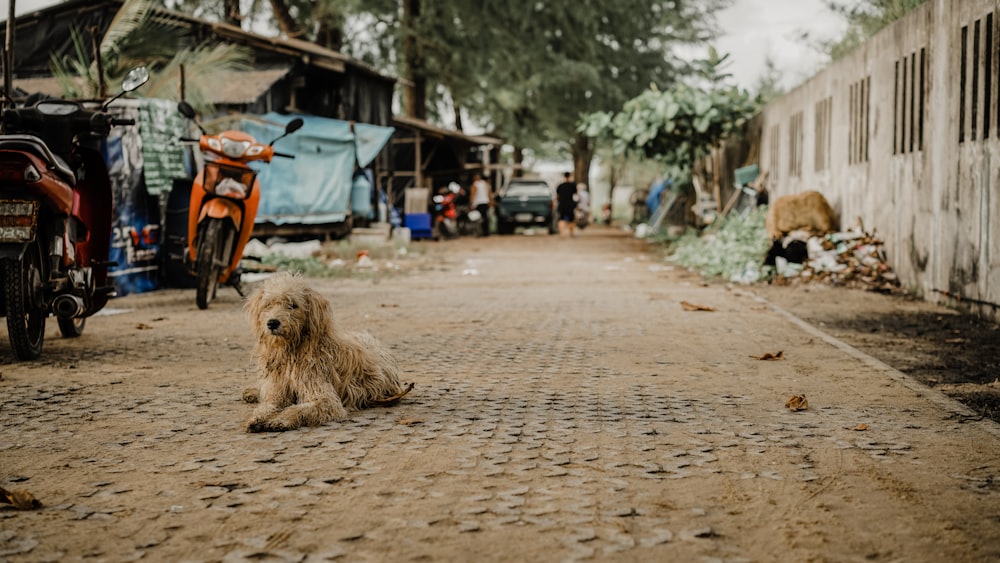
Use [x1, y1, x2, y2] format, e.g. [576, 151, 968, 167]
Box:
[752, 351, 785, 360]
[785, 394, 809, 411]
[848, 423, 870, 431]
[0, 486, 42, 510]
[680, 301, 717, 312]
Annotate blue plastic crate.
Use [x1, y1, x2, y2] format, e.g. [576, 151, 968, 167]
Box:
[405, 213, 433, 239]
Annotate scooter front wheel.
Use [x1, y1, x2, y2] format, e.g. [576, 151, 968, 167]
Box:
[196, 219, 225, 310]
[2, 241, 47, 360]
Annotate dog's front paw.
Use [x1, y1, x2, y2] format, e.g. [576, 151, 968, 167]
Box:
[244, 417, 291, 433]
[242, 387, 260, 403]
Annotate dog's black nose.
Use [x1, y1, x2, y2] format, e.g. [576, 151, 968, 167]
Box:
[266, 319, 280, 331]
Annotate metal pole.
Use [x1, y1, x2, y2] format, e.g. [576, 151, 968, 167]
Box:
[4, 0, 15, 108]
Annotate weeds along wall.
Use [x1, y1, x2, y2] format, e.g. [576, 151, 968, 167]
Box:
[749, 0, 1000, 319]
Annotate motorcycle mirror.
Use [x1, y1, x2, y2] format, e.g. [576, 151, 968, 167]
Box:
[269, 117, 305, 146]
[101, 66, 150, 110]
[121, 67, 150, 92]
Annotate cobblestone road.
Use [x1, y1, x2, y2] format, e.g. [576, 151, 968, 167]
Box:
[2, 228, 999, 562]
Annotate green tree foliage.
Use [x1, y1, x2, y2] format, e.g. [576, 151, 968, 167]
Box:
[421, 0, 731, 164]
[579, 50, 757, 180]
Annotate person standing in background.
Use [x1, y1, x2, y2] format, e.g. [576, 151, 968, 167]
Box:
[469, 172, 493, 237]
[555, 172, 578, 237]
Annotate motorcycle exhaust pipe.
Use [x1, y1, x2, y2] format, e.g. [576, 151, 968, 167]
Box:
[52, 294, 85, 319]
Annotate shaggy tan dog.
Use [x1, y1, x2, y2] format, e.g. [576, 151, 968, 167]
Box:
[242, 272, 411, 432]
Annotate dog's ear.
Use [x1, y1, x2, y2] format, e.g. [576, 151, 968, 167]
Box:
[244, 286, 265, 330]
[303, 286, 332, 338]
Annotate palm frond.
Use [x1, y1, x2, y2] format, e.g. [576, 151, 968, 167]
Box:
[49, 27, 99, 98]
[139, 42, 252, 114]
[100, 0, 154, 59]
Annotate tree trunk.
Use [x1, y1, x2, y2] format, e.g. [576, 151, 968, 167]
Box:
[403, 0, 427, 120]
[453, 99, 463, 132]
[269, 0, 300, 37]
[712, 142, 722, 212]
[513, 147, 524, 177]
[572, 132, 593, 189]
[223, 0, 243, 27]
[607, 154, 623, 224]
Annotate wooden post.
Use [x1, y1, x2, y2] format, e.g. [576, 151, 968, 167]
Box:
[414, 129, 423, 190]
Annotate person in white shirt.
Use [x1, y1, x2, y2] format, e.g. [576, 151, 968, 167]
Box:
[469, 173, 493, 237]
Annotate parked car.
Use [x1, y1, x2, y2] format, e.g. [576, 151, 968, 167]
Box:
[496, 179, 557, 235]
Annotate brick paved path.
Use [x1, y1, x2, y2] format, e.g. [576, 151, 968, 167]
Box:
[2, 227, 999, 562]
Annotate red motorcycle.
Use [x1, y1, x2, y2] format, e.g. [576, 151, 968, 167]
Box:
[0, 67, 150, 360]
[433, 184, 459, 240]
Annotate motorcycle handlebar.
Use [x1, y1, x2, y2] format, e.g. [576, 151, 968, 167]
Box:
[110, 118, 135, 127]
[273, 151, 295, 159]
[179, 136, 201, 143]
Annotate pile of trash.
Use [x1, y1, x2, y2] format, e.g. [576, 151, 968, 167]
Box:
[769, 227, 901, 292]
[667, 207, 902, 293]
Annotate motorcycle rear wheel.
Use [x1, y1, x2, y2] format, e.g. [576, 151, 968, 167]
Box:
[196, 219, 233, 310]
[58, 317, 86, 338]
[2, 241, 47, 360]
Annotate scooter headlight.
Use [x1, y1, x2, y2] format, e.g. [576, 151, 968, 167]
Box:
[221, 137, 252, 158]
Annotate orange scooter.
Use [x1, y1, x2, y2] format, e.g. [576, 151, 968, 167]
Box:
[177, 102, 303, 309]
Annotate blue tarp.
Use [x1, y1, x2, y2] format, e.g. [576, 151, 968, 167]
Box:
[646, 178, 672, 217]
[239, 113, 394, 226]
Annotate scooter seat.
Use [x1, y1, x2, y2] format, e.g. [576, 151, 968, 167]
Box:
[0, 134, 77, 184]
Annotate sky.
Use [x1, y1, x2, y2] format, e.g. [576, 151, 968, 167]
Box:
[714, 0, 847, 91]
[10, 0, 846, 92]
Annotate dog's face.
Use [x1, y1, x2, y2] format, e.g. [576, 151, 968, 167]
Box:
[245, 273, 331, 347]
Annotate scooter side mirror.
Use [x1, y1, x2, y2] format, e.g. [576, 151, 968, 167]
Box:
[269, 117, 305, 146]
[177, 101, 197, 119]
[285, 118, 304, 135]
[121, 67, 150, 92]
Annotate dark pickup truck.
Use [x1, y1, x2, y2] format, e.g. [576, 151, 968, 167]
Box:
[495, 179, 557, 235]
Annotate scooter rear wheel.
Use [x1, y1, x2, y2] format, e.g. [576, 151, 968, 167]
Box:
[2, 241, 47, 360]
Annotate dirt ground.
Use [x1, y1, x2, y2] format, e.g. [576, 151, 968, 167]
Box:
[751, 282, 1000, 424]
[1, 224, 999, 562]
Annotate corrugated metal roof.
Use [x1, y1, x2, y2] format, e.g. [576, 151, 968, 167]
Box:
[13, 68, 291, 106]
[209, 68, 291, 104]
[392, 115, 502, 146]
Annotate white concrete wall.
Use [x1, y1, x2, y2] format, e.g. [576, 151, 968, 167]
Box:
[756, 0, 1000, 318]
